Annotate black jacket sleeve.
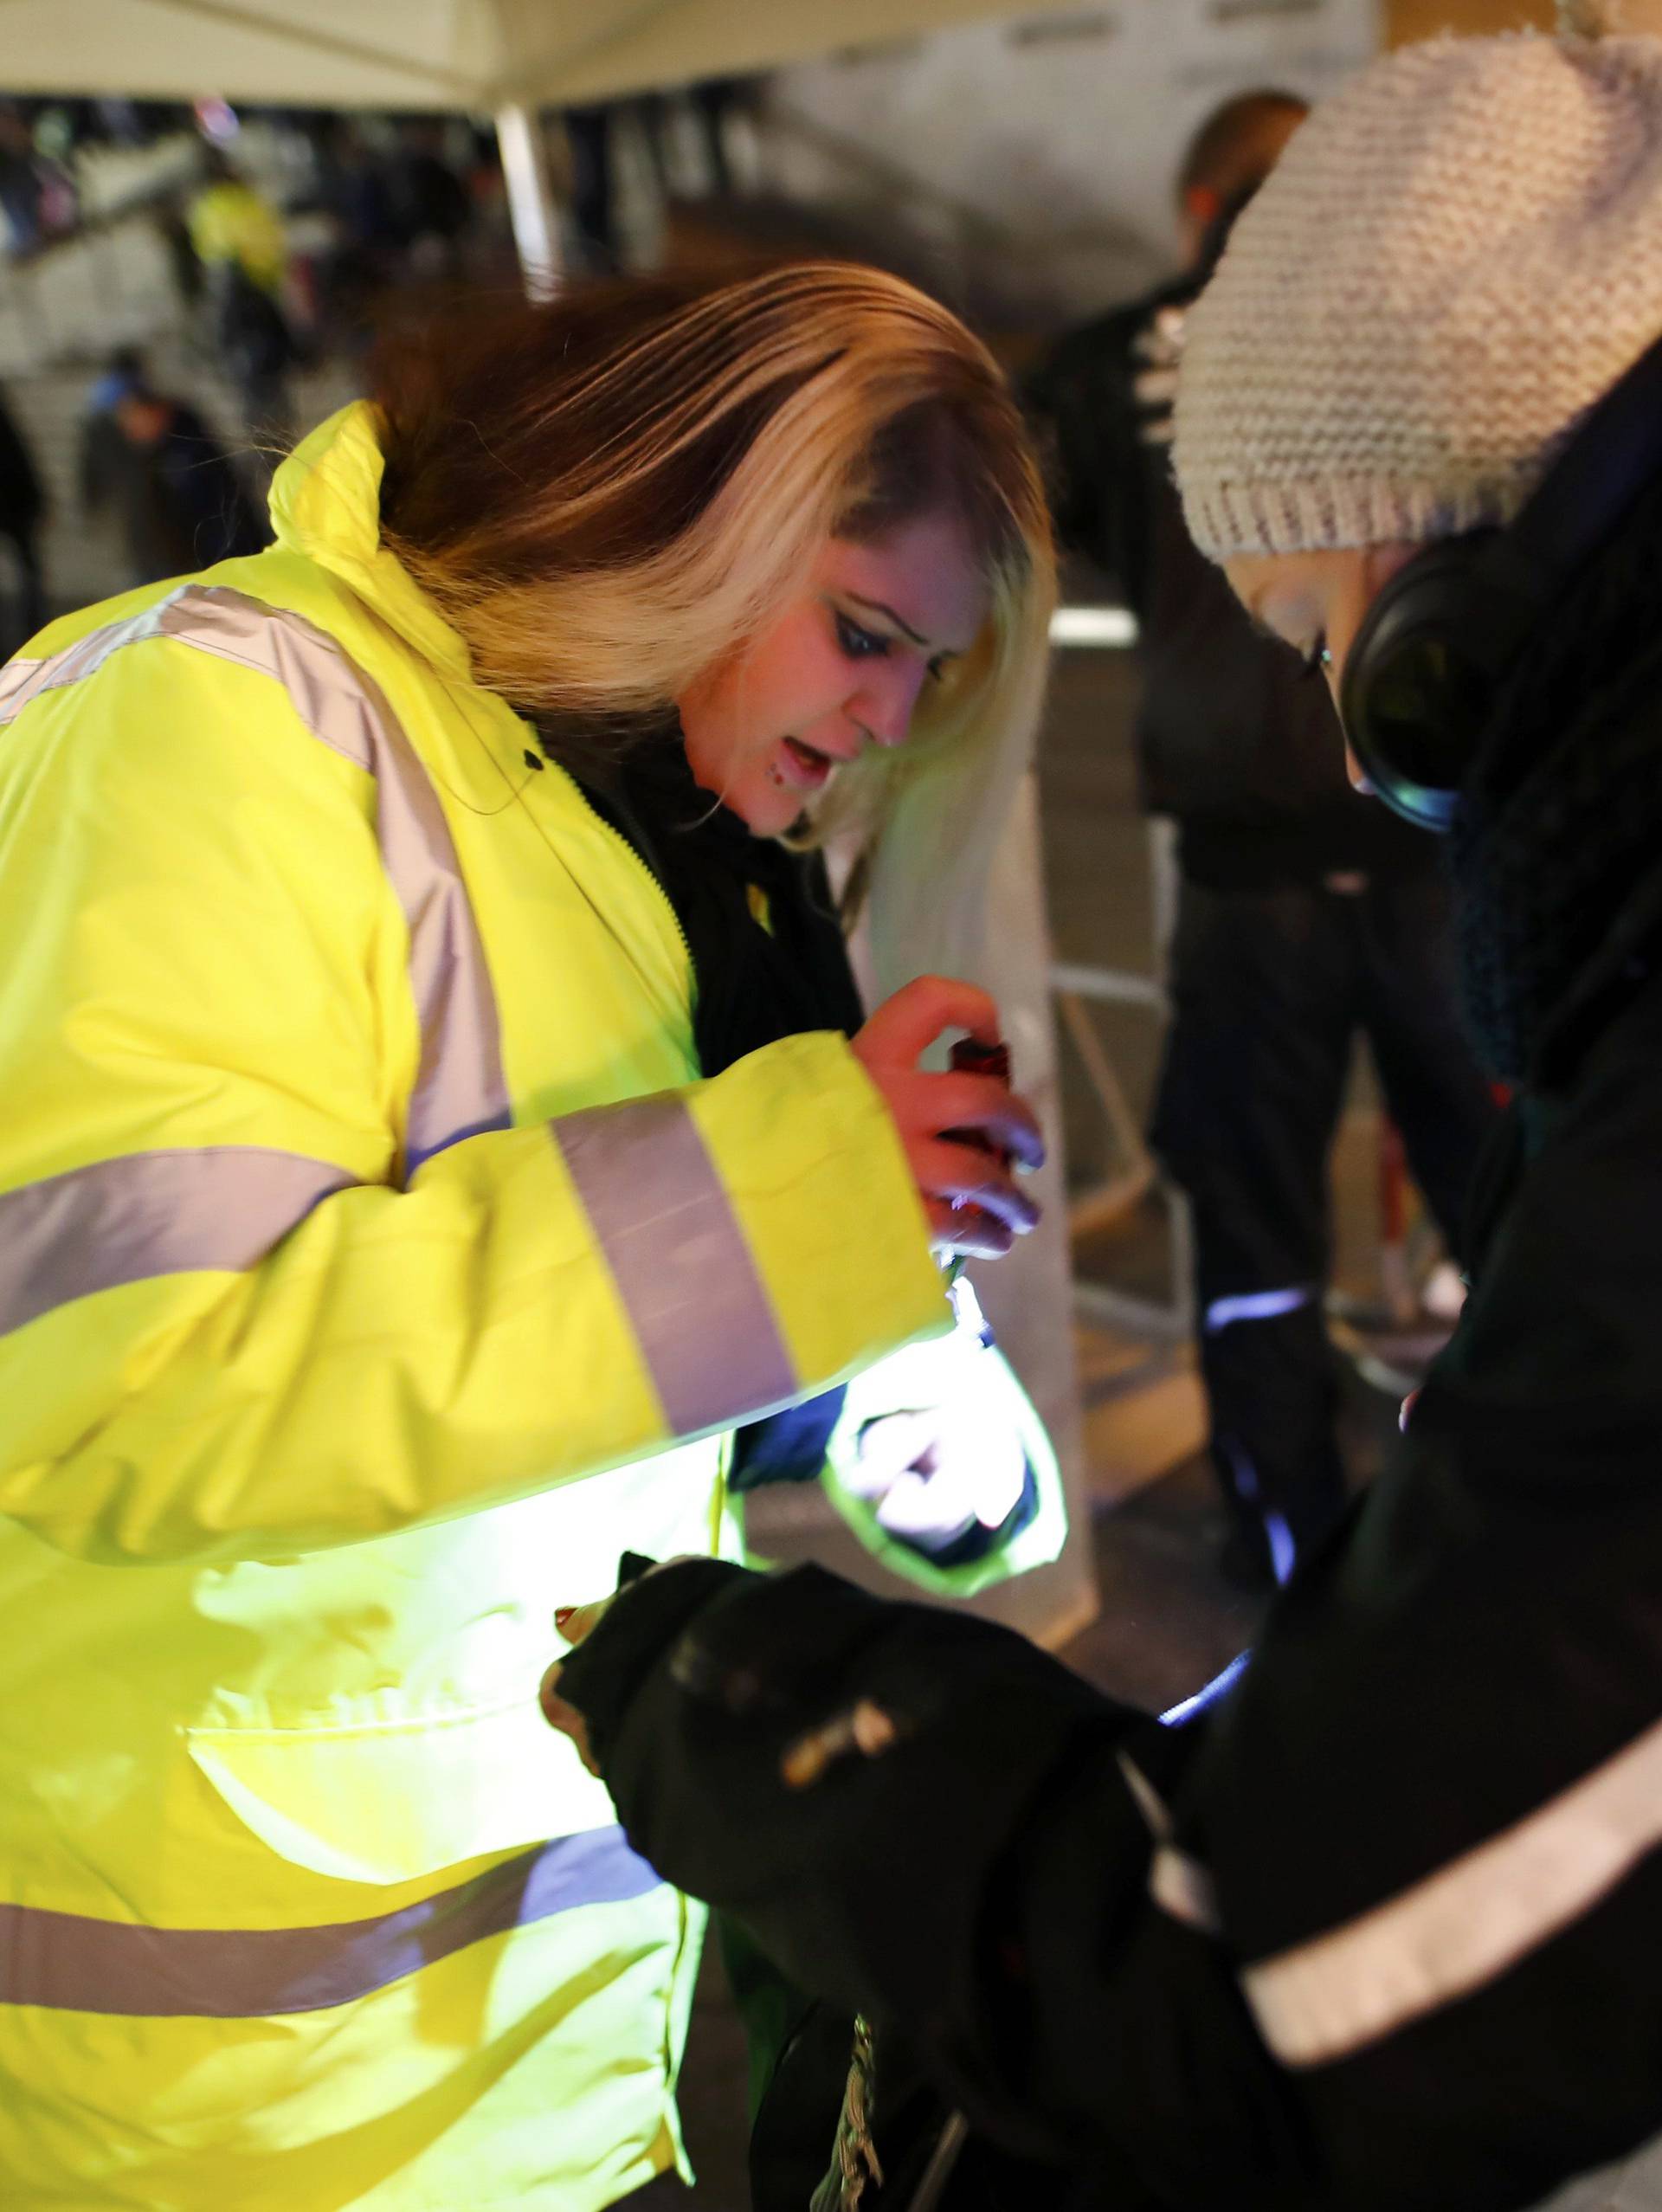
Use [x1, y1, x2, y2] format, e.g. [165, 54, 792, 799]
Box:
[558, 980, 1662, 2212]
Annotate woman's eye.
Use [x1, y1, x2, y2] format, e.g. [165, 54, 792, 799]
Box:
[834, 611, 891, 661]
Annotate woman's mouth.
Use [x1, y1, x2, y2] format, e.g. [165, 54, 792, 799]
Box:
[776, 736, 837, 791]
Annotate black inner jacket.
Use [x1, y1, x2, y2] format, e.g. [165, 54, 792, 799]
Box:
[574, 732, 866, 1080]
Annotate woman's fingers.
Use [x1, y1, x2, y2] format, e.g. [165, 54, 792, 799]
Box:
[853, 974, 1002, 1067]
[552, 1597, 611, 1647]
[851, 977, 1044, 1255]
[539, 1661, 601, 1775]
[843, 1409, 937, 1498]
[913, 1137, 1040, 1231]
[892, 1068, 1047, 1171]
[924, 1196, 1016, 1260]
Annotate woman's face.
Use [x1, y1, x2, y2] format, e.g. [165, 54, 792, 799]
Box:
[677, 509, 991, 836]
[1223, 544, 1417, 792]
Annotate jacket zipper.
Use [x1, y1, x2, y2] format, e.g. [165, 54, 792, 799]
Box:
[552, 764, 699, 997]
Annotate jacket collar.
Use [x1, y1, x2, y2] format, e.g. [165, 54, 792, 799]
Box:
[267, 401, 474, 685]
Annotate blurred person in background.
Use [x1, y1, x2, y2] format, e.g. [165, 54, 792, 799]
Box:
[388, 116, 473, 280]
[188, 139, 298, 441]
[0, 100, 74, 253]
[1029, 91, 1497, 1590]
[311, 118, 405, 353]
[80, 356, 266, 584]
[76, 343, 144, 523]
[0, 261, 1063, 2210]
[544, 17, 1662, 2212]
[0, 381, 45, 652]
[565, 102, 623, 274]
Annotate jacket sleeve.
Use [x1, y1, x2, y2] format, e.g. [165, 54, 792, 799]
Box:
[0, 635, 951, 1564]
[564, 1010, 1662, 2211]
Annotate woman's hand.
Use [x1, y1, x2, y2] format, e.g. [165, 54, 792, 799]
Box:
[851, 977, 1044, 1260]
[843, 1403, 1028, 1547]
[541, 1600, 610, 1776]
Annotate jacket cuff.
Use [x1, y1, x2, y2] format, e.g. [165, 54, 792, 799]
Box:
[687, 1032, 951, 1392]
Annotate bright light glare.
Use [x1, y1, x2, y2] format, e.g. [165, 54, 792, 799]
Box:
[1049, 606, 1138, 648]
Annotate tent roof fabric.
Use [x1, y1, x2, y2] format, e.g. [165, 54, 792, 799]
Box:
[0, 0, 1098, 111]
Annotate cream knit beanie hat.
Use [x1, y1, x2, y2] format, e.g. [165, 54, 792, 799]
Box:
[1173, 3, 1662, 561]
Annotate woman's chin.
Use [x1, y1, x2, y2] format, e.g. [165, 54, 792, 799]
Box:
[730, 781, 804, 837]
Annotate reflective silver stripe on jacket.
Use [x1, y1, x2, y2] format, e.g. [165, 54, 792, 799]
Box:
[553, 1091, 799, 1435]
[0, 1826, 660, 2016]
[1119, 1751, 1222, 1936]
[1242, 1712, 1662, 2067]
[0, 584, 512, 1170]
[0, 1148, 354, 1342]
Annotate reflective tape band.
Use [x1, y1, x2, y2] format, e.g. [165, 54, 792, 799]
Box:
[553, 1092, 799, 1437]
[0, 597, 193, 726]
[0, 585, 512, 1171]
[1119, 1752, 1223, 1935]
[1150, 1846, 1221, 1934]
[0, 1825, 660, 2017]
[0, 1147, 355, 1342]
[1243, 1712, 1662, 2067]
[1203, 1287, 1313, 1334]
[1118, 1750, 1174, 1839]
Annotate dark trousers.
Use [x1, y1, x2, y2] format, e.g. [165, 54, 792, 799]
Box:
[1150, 871, 1497, 1577]
[0, 523, 45, 655]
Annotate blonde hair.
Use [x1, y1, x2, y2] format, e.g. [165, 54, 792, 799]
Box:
[375, 262, 1055, 978]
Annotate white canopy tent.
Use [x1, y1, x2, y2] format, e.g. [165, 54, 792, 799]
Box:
[0, 0, 1109, 290]
[0, 0, 1105, 109]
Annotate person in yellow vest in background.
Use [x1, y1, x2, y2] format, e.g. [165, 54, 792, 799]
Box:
[188, 139, 297, 442]
[0, 262, 1065, 2209]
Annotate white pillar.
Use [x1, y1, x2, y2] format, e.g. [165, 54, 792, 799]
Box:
[493, 102, 561, 301]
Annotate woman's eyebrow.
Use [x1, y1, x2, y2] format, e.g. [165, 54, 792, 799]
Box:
[843, 591, 931, 648]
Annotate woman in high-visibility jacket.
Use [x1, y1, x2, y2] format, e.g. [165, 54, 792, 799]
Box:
[0, 262, 1061, 2209]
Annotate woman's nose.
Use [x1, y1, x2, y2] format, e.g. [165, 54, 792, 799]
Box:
[851, 667, 927, 750]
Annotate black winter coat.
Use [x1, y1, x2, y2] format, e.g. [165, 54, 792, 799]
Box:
[559, 486, 1662, 2207]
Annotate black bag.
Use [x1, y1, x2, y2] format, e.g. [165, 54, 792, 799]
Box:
[738, 1951, 1084, 2212]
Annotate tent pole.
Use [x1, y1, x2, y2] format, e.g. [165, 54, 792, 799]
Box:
[494, 102, 561, 300]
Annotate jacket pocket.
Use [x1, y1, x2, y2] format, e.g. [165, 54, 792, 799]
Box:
[184, 1692, 616, 1886]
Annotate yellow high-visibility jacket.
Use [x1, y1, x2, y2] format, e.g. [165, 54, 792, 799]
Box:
[0, 402, 1064, 2210]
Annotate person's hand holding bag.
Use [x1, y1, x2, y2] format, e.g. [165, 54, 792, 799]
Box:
[850, 977, 1043, 1261]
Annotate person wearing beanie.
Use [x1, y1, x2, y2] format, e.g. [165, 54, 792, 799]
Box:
[1029, 90, 1497, 1591]
[527, 14, 1662, 2212]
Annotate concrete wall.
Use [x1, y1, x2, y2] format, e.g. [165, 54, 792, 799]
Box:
[759, 0, 1382, 321]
